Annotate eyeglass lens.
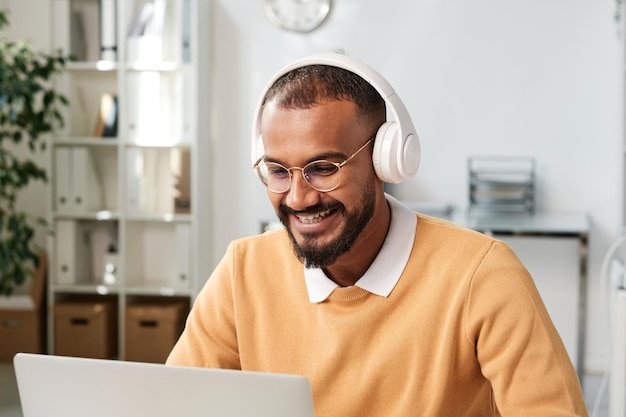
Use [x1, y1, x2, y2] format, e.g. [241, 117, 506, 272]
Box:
[256, 160, 341, 193]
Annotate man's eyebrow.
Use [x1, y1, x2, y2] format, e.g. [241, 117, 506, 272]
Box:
[263, 150, 348, 166]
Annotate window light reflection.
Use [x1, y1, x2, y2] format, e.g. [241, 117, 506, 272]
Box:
[96, 60, 115, 71]
[96, 210, 112, 220]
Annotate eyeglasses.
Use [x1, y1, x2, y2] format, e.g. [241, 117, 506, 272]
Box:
[253, 137, 374, 194]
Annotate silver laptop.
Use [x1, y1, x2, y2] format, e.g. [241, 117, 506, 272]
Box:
[14, 353, 314, 417]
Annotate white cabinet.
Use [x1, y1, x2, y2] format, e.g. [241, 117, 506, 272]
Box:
[47, 0, 211, 360]
[498, 235, 582, 372]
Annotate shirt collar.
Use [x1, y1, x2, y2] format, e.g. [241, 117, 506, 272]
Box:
[304, 194, 417, 303]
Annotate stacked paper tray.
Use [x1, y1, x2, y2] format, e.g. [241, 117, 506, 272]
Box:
[468, 157, 535, 214]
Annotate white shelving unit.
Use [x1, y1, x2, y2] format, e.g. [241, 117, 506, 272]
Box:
[47, 0, 211, 360]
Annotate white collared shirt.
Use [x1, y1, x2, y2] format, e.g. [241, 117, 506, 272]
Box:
[304, 195, 417, 303]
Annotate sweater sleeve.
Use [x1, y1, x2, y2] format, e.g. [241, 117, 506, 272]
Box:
[465, 240, 588, 416]
[166, 242, 241, 369]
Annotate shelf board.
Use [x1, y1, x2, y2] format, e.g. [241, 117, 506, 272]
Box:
[124, 138, 192, 148]
[52, 211, 121, 221]
[66, 61, 119, 72]
[51, 283, 120, 295]
[65, 61, 193, 73]
[124, 61, 192, 72]
[52, 137, 119, 146]
[51, 283, 192, 297]
[125, 284, 192, 297]
[124, 213, 192, 223]
[51, 212, 192, 222]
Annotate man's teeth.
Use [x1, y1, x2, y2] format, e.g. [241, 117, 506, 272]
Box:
[296, 208, 332, 224]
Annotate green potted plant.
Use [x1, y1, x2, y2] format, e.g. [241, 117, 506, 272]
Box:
[0, 10, 69, 295]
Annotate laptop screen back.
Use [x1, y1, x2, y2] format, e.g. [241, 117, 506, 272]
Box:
[13, 353, 314, 417]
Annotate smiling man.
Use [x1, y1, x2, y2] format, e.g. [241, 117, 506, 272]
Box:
[167, 53, 588, 417]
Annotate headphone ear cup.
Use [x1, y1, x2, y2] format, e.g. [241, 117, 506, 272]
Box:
[372, 121, 404, 183]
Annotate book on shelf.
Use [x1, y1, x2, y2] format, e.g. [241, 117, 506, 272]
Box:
[93, 93, 118, 138]
[52, 0, 98, 61]
[70, 8, 86, 60]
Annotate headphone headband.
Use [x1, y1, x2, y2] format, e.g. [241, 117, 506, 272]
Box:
[251, 53, 420, 183]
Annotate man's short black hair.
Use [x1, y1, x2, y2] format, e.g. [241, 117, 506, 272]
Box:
[263, 64, 386, 127]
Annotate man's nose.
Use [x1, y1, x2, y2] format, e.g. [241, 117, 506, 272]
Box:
[285, 170, 320, 210]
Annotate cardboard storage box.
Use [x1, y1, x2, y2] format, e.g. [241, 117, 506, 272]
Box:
[0, 309, 44, 361]
[54, 301, 117, 359]
[0, 252, 47, 362]
[125, 301, 188, 363]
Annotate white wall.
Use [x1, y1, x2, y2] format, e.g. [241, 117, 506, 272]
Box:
[4, 0, 623, 373]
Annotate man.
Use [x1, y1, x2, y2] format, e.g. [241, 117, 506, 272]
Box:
[167, 53, 588, 416]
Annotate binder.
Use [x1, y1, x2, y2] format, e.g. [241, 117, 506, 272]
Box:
[181, 72, 194, 142]
[143, 148, 172, 213]
[100, 0, 117, 61]
[70, 7, 87, 60]
[72, 147, 103, 211]
[181, 0, 191, 62]
[54, 147, 103, 212]
[142, 223, 173, 284]
[55, 220, 91, 284]
[54, 148, 72, 211]
[125, 147, 143, 213]
[175, 223, 191, 287]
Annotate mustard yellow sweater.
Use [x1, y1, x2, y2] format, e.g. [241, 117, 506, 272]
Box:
[167, 214, 588, 416]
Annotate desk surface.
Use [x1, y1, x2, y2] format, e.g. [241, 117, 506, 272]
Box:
[402, 201, 589, 236]
[450, 211, 590, 236]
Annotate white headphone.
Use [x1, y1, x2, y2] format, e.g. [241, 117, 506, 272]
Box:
[251, 53, 420, 184]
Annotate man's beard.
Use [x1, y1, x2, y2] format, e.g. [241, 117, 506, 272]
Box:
[278, 184, 376, 269]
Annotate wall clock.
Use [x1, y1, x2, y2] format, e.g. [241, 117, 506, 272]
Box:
[264, 0, 331, 33]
